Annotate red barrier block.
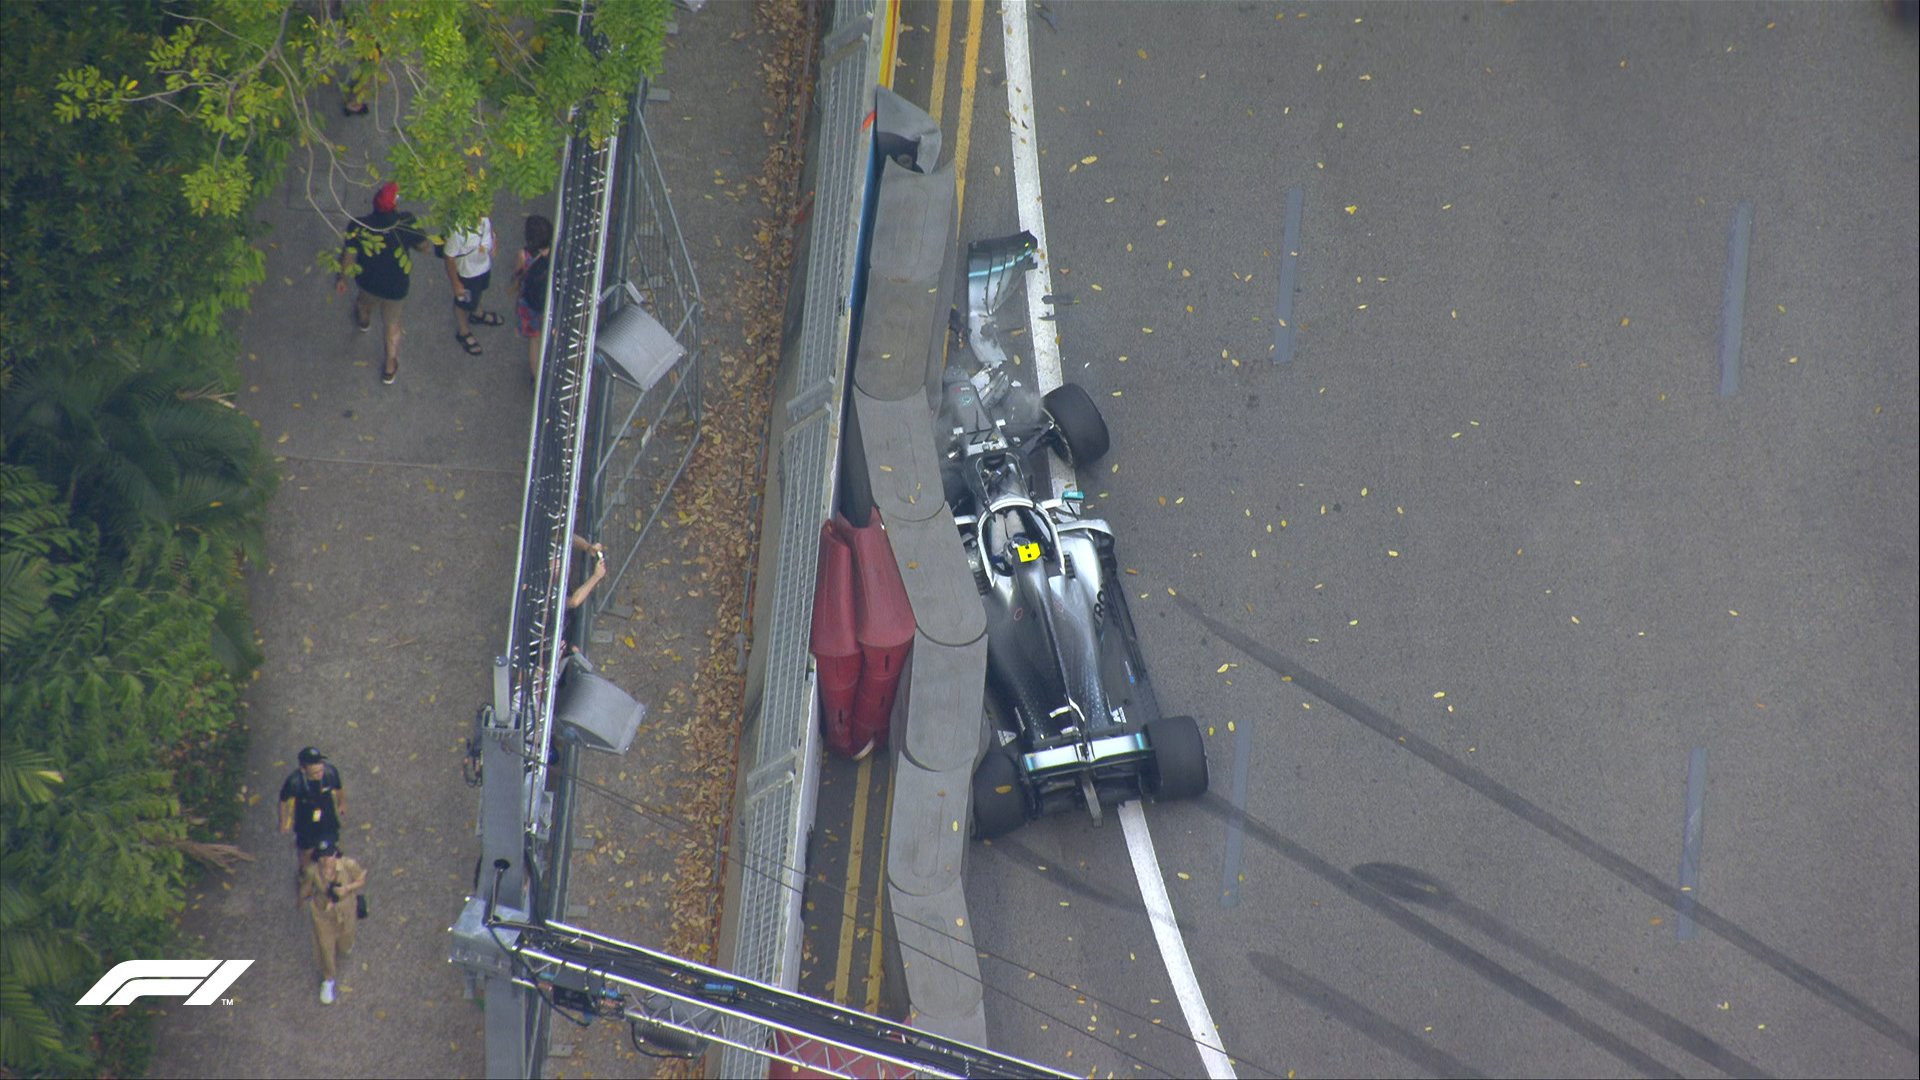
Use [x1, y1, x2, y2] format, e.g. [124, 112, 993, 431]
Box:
[810, 519, 862, 758]
[832, 510, 916, 759]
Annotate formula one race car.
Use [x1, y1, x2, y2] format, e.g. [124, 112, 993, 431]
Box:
[944, 233, 1208, 839]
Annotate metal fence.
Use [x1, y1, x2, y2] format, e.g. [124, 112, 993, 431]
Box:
[585, 89, 704, 620]
[714, 2, 885, 1075]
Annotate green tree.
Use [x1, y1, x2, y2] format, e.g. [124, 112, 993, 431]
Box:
[1, 335, 277, 674]
[0, 739, 88, 1078]
[0, 464, 246, 1076]
[0, 473, 88, 1076]
[55, 0, 670, 235]
[0, 1, 272, 363]
[1, 339, 277, 565]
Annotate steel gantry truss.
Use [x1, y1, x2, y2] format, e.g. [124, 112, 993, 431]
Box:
[450, 898, 1071, 1080]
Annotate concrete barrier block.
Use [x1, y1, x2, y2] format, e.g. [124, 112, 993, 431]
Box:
[901, 635, 988, 775]
[852, 390, 945, 523]
[887, 879, 988, 1047]
[884, 758, 971, 899]
[867, 159, 953, 284]
[853, 275, 942, 402]
[880, 511, 985, 647]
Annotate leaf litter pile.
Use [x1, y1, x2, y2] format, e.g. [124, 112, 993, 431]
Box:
[650, 0, 810, 981]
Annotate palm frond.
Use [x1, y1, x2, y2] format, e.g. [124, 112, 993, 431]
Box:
[0, 742, 65, 806]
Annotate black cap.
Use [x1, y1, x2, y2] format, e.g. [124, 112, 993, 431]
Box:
[298, 747, 326, 765]
[313, 837, 340, 858]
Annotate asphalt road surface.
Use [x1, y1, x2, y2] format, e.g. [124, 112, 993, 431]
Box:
[893, 2, 1920, 1077]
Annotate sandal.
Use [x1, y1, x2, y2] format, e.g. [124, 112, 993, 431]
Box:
[455, 332, 483, 355]
[472, 311, 505, 327]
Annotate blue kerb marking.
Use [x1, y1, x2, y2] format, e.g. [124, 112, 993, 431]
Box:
[1220, 717, 1253, 907]
[1676, 747, 1708, 941]
[1273, 186, 1305, 363]
[1718, 201, 1753, 397]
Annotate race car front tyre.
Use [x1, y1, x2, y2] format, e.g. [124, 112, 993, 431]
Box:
[1043, 383, 1111, 467]
[1145, 715, 1209, 801]
[972, 749, 1030, 839]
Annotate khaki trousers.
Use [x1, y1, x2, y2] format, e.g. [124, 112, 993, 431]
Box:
[308, 899, 357, 981]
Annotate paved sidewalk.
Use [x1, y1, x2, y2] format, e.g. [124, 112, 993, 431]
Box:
[148, 5, 804, 1077]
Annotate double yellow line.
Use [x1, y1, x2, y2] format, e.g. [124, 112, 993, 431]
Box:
[831, 0, 987, 1014]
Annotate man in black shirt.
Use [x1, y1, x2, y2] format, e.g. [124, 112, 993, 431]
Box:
[335, 181, 430, 384]
[279, 746, 346, 885]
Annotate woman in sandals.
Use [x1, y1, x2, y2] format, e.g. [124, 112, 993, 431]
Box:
[442, 215, 503, 355]
[514, 214, 554, 385]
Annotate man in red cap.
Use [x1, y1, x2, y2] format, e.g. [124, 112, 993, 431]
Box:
[335, 181, 430, 384]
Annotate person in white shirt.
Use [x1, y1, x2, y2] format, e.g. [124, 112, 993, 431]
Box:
[441, 216, 502, 355]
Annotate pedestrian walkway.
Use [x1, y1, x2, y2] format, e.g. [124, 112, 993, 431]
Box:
[148, 5, 805, 1076]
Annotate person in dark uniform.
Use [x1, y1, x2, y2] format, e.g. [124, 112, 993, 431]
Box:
[279, 747, 345, 885]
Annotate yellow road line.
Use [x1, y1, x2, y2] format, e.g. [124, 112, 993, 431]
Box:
[832, 754, 874, 1004]
[953, 0, 987, 221]
[864, 768, 895, 1014]
[927, 0, 956, 125]
[879, 0, 901, 89]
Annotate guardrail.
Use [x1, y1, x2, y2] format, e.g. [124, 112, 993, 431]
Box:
[715, 2, 887, 1076]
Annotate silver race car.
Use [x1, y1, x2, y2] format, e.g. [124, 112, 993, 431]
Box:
[943, 233, 1208, 838]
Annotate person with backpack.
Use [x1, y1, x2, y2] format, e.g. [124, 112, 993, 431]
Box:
[514, 214, 554, 385]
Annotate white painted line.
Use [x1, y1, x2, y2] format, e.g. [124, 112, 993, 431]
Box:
[1120, 801, 1238, 1080]
[1000, 0, 1063, 395]
[1001, 4, 1234, 1077]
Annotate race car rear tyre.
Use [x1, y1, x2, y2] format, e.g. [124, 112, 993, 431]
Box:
[1043, 383, 1110, 467]
[1145, 715, 1209, 801]
[972, 749, 1030, 839]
